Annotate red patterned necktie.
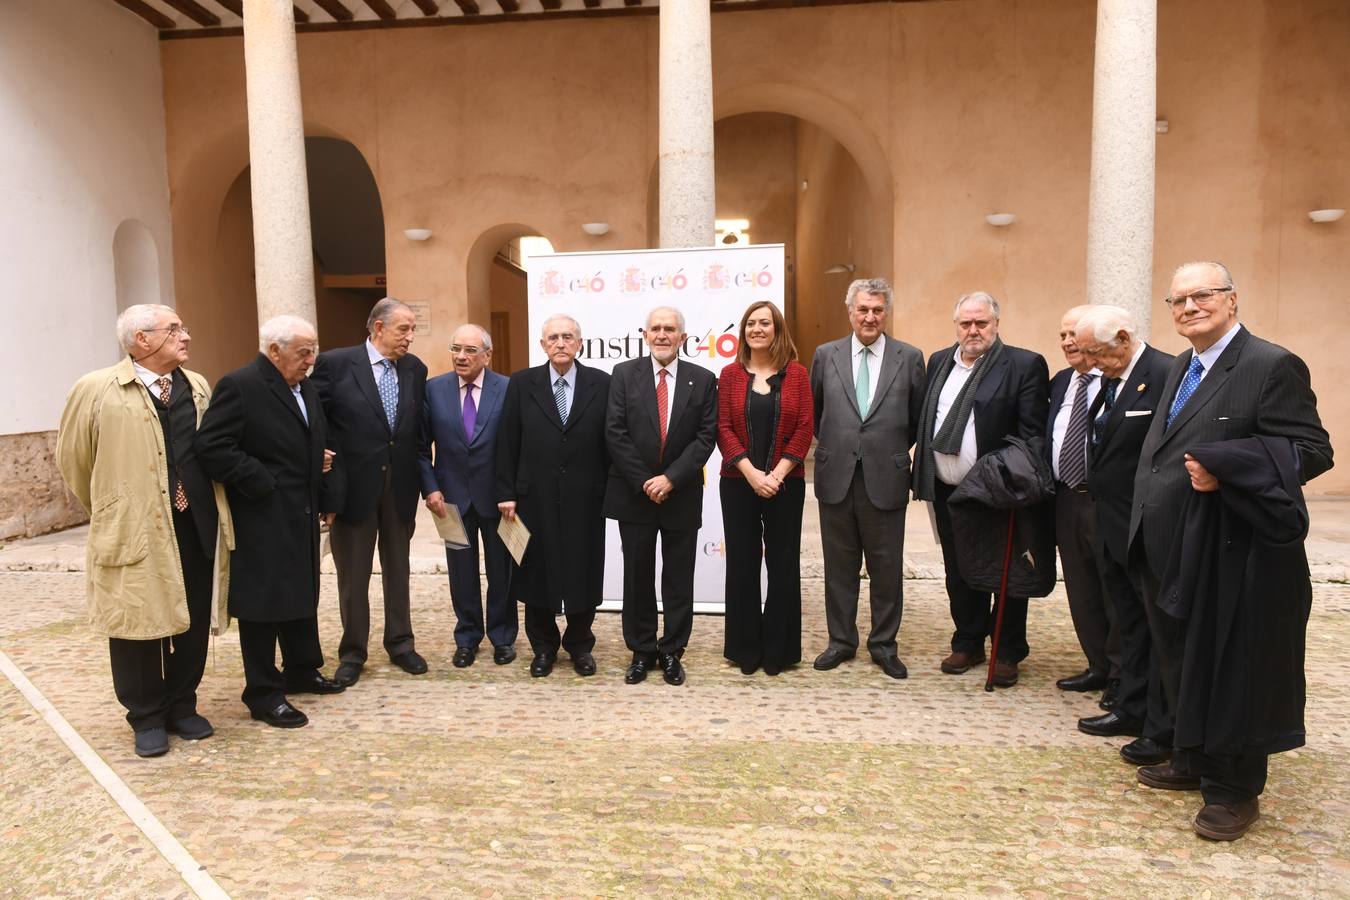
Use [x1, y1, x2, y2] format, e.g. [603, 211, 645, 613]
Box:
[157, 377, 189, 512]
[656, 368, 669, 458]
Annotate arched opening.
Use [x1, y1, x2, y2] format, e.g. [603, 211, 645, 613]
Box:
[465, 224, 555, 377]
[112, 219, 161, 309]
[205, 136, 386, 380]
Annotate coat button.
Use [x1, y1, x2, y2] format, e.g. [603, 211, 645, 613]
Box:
[1151, 466, 1158, 473]
[304, 506, 311, 515]
[381, 465, 388, 472]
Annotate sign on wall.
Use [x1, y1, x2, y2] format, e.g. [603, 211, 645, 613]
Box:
[527, 243, 787, 614]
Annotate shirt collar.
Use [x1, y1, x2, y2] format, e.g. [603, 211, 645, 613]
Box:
[366, 339, 391, 367]
[851, 332, 884, 358]
[951, 344, 977, 371]
[1194, 322, 1242, 371]
[1116, 342, 1148, 384]
[458, 369, 487, 391]
[651, 355, 678, 379]
[551, 362, 577, 390]
[132, 361, 173, 391]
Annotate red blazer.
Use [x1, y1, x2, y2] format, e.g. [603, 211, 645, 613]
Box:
[717, 360, 814, 478]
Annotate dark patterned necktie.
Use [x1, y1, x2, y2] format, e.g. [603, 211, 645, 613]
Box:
[1091, 378, 1119, 448]
[377, 359, 398, 429]
[157, 377, 189, 512]
[554, 376, 568, 424]
[1057, 372, 1091, 486]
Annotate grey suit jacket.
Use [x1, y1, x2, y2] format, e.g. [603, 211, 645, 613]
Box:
[810, 334, 926, 510]
[1128, 326, 1332, 579]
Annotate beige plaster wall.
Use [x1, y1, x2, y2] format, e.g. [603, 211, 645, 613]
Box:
[159, 0, 1349, 491]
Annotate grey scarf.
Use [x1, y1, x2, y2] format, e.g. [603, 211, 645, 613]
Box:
[913, 338, 1005, 501]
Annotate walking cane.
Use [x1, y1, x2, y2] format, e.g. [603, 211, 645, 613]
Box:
[985, 508, 1018, 692]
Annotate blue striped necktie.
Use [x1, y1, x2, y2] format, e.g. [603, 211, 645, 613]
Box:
[1166, 356, 1205, 428]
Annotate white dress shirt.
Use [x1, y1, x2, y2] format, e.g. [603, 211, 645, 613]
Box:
[1050, 367, 1102, 481]
[132, 361, 173, 397]
[933, 347, 981, 486]
[651, 356, 679, 434]
[551, 362, 577, 421]
[850, 333, 885, 412]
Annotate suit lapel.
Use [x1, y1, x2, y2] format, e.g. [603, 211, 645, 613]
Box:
[354, 350, 390, 434]
[860, 339, 901, 423]
[665, 363, 699, 436]
[1156, 330, 1249, 449]
[973, 351, 1010, 406]
[391, 356, 415, 433]
[471, 374, 505, 444]
[831, 341, 862, 419]
[531, 364, 566, 430]
[260, 356, 309, 431]
[1097, 348, 1159, 449]
[637, 361, 661, 436]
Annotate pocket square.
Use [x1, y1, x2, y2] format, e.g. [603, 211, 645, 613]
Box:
[1124, 409, 1152, 417]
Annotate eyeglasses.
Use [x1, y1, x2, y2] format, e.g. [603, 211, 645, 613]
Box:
[145, 323, 190, 336]
[1162, 286, 1233, 309]
[449, 344, 484, 356]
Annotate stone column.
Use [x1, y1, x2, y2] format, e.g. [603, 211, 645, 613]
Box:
[1085, 0, 1156, 331]
[242, 0, 316, 324]
[658, 0, 715, 249]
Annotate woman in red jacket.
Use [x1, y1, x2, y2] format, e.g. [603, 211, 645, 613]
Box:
[717, 301, 814, 675]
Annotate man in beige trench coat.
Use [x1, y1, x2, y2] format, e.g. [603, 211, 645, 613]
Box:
[57, 304, 232, 758]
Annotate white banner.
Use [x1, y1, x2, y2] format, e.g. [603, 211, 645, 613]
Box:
[527, 244, 787, 613]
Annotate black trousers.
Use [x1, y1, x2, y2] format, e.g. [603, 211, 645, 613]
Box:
[1054, 486, 1118, 677]
[933, 480, 1028, 662]
[721, 476, 804, 671]
[236, 615, 324, 713]
[108, 510, 212, 731]
[1173, 748, 1269, 804]
[618, 520, 697, 661]
[523, 604, 596, 658]
[330, 469, 416, 666]
[447, 506, 517, 650]
[1099, 537, 1153, 730]
[1136, 561, 1188, 746]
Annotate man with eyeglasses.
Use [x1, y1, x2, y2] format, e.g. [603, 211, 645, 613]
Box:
[420, 324, 516, 668]
[496, 314, 611, 677]
[308, 298, 429, 687]
[1125, 261, 1332, 841]
[57, 305, 231, 757]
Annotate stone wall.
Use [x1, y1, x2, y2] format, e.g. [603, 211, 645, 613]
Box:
[0, 432, 86, 542]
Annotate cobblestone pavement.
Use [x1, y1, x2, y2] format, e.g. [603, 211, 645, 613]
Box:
[2, 499, 1350, 897]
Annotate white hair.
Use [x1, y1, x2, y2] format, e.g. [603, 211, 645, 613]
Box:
[451, 323, 492, 351]
[115, 304, 176, 351]
[646, 306, 686, 332]
[953, 291, 1001, 321]
[540, 314, 581, 340]
[1172, 260, 1236, 291]
[845, 278, 893, 309]
[259, 314, 317, 352]
[1074, 304, 1138, 346]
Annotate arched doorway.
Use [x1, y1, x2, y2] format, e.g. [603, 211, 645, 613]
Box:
[466, 224, 555, 377]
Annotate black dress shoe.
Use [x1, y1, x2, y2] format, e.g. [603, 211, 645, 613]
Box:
[660, 653, 686, 686]
[1120, 736, 1171, 766]
[165, 714, 214, 741]
[251, 701, 308, 729]
[1056, 670, 1109, 692]
[493, 644, 517, 665]
[875, 655, 908, 679]
[1077, 710, 1144, 737]
[572, 652, 597, 676]
[334, 662, 362, 687]
[530, 654, 555, 677]
[813, 648, 855, 671]
[392, 650, 428, 675]
[134, 726, 170, 757]
[1137, 762, 1201, 791]
[285, 673, 346, 695]
[453, 646, 477, 668]
[1099, 679, 1120, 710]
[624, 657, 652, 684]
[1193, 799, 1259, 840]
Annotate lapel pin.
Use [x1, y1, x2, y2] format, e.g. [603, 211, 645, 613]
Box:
[1136, 383, 1146, 392]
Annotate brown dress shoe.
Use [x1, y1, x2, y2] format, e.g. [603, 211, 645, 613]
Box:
[991, 660, 1018, 687]
[1193, 799, 1259, 841]
[1137, 762, 1201, 791]
[940, 649, 986, 674]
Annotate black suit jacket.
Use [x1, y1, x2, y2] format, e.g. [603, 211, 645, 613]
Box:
[1128, 327, 1332, 579]
[309, 344, 427, 524]
[603, 358, 718, 529]
[197, 354, 332, 622]
[922, 342, 1050, 464]
[1082, 344, 1173, 559]
[495, 362, 611, 613]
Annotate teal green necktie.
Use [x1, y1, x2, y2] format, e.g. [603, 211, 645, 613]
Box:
[856, 345, 871, 418]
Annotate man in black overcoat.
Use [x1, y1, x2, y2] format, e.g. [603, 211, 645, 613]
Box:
[912, 291, 1050, 688]
[495, 314, 611, 678]
[604, 306, 718, 687]
[198, 315, 346, 728]
[1070, 306, 1174, 753]
[1126, 261, 1332, 840]
[309, 298, 428, 687]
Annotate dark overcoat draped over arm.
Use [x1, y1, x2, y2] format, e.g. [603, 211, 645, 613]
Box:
[1162, 436, 1318, 756]
[308, 345, 427, 524]
[197, 354, 330, 622]
[494, 362, 611, 614]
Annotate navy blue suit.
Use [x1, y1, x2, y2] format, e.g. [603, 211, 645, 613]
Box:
[420, 370, 515, 650]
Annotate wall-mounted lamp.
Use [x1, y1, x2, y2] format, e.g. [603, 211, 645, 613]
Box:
[581, 222, 610, 236]
[1308, 209, 1345, 224]
[404, 228, 433, 241]
[824, 263, 856, 275]
[985, 213, 1016, 227]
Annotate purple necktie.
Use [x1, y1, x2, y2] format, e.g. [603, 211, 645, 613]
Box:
[462, 382, 477, 439]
